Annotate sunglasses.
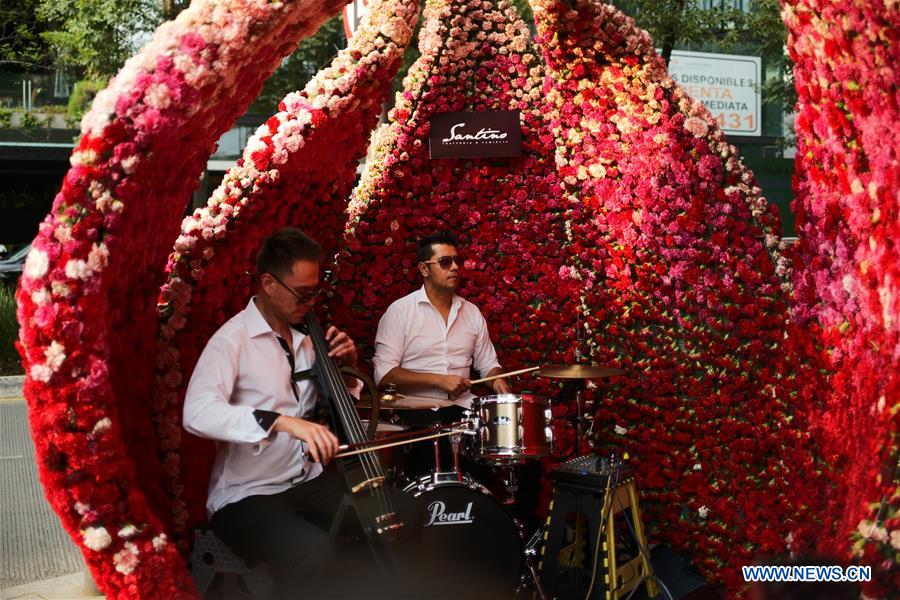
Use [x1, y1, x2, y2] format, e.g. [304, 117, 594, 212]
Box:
[422, 255, 464, 270]
[265, 272, 324, 305]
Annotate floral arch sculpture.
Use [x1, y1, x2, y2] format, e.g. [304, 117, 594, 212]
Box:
[15, 0, 898, 597]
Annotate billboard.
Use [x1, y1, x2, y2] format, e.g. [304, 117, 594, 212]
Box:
[668, 50, 762, 137]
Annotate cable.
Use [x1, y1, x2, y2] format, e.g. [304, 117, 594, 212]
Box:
[583, 460, 619, 600]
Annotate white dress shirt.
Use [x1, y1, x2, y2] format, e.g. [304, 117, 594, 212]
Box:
[373, 286, 502, 409]
[183, 297, 326, 517]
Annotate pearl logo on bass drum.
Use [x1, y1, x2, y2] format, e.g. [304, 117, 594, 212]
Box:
[425, 500, 475, 526]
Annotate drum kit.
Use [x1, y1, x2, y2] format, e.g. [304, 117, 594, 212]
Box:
[350, 363, 624, 598]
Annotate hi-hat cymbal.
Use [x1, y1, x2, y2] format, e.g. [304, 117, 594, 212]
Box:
[538, 365, 624, 379]
[356, 393, 457, 410]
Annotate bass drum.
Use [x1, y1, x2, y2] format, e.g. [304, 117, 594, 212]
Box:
[403, 473, 523, 596]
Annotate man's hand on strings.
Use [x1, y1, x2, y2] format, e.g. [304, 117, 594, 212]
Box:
[274, 415, 339, 464]
[325, 326, 358, 368]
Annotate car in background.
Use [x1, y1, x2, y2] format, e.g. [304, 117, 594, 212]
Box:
[0, 244, 31, 283]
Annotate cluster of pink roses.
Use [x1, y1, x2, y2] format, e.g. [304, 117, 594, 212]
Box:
[784, 0, 898, 595]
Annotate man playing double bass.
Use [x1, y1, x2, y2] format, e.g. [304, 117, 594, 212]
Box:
[183, 227, 412, 596]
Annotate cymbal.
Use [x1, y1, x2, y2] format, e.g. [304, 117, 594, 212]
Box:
[356, 393, 457, 410]
[538, 365, 624, 379]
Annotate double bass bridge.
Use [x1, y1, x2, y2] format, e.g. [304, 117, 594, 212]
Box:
[351, 476, 386, 494]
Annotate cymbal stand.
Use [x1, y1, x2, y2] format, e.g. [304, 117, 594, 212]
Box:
[574, 384, 584, 457]
[574, 313, 584, 457]
[431, 438, 442, 484]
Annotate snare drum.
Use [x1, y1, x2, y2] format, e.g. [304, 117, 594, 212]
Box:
[403, 473, 523, 594]
[471, 394, 552, 461]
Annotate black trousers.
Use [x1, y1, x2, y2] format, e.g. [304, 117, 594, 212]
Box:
[210, 470, 423, 598]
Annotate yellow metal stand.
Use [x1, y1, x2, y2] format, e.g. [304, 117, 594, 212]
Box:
[601, 479, 657, 599]
[540, 475, 657, 600]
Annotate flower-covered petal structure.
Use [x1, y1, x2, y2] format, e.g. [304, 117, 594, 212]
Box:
[529, 4, 824, 587]
[154, 0, 421, 538]
[15, 1, 349, 596]
[784, 0, 899, 594]
[336, 0, 823, 589]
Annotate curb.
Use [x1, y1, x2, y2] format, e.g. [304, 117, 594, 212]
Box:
[0, 374, 24, 399]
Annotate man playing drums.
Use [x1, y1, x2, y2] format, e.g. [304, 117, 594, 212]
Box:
[373, 231, 511, 429]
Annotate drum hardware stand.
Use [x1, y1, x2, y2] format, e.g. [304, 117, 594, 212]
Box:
[498, 463, 520, 505]
[518, 526, 549, 600]
[449, 431, 463, 482]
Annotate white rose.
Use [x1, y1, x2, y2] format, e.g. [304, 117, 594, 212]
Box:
[113, 542, 139, 575]
[24, 249, 49, 279]
[30, 364, 53, 383]
[118, 524, 138, 539]
[65, 259, 92, 280]
[92, 418, 112, 434]
[82, 527, 112, 551]
[44, 341, 66, 371]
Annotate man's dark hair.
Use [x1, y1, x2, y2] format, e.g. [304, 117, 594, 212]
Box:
[416, 231, 459, 263]
[257, 228, 323, 277]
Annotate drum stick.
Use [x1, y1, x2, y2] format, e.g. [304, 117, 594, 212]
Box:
[470, 366, 540, 385]
[336, 429, 465, 459]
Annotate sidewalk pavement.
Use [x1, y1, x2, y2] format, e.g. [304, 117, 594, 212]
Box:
[2, 572, 102, 600]
[1, 375, 104, 599]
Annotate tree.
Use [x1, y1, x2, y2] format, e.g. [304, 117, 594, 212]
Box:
[613, 0, 749, 66]
[249, 16, 346, 113]
[0, 0, 56, 72]
[744, 0, 795, 110]
[614, 0, 795, 131]
[37, 0, 161, 80]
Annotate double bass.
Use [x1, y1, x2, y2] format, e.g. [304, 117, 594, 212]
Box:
[303, 310, 404, 571]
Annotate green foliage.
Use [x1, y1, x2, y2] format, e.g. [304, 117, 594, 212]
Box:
[614, 0, 750, 64]
[67, 78, 106, 122]
[0, 0, 56, 71]
[19, 111, 43, 129]
[0, 285, 22, 376]
[614, 0, 795, 131]
[37, 0, 161, 79]
[746, 0, 796, 110]
[250, 16, 346, 113]
[0, 107, 11, 128]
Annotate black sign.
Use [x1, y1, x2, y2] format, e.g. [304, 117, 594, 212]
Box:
[428, 111, 522, 159]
